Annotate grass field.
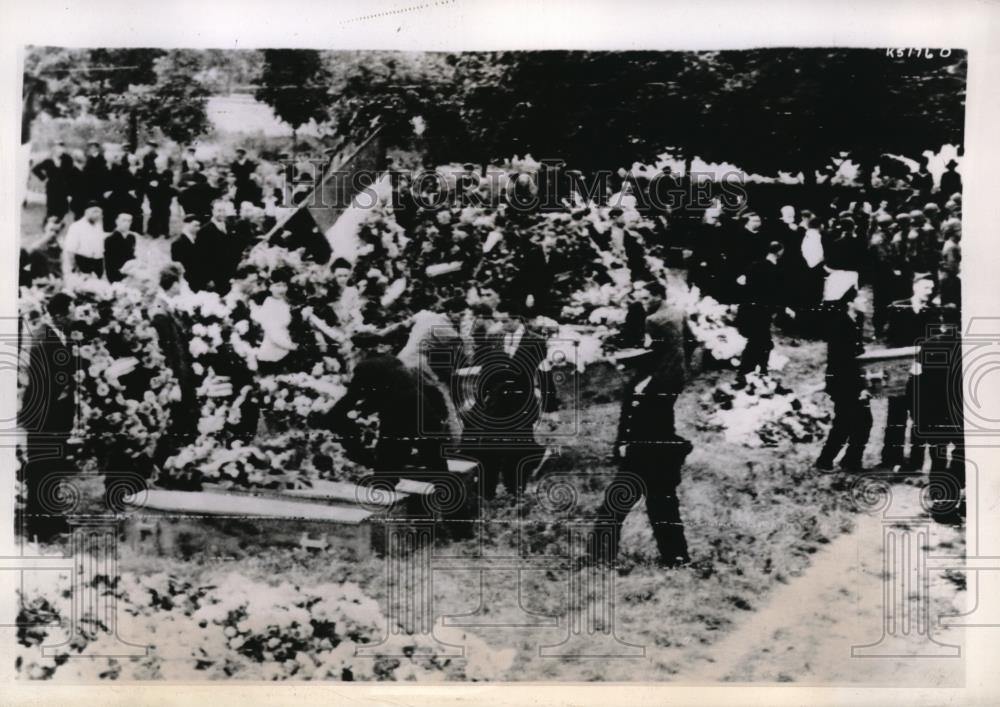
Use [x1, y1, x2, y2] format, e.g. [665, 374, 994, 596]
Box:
[88, 332, 885, 681]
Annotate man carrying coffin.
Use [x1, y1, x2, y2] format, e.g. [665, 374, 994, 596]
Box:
[590, 280, 694, 568]
[816, 285, 872, 472]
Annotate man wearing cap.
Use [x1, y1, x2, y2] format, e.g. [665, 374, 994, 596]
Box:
[939, 218, 962, 308]
[62, 202, 106, 279]
[591, 279, 694, 567]
[816, 286, 872, 472]
[909, 155, 933, 196]
[103, 212, 137, 283]
[171, 214, 210, 292]
[31, 142, 71, 223]
[880, 275, 942, 471]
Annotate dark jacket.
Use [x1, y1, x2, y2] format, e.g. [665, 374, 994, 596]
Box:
[104, 230, 136, 283]
[824, 306, 867, 399]
[32, 156, 71, 214]
[20, 323, 77, 436]
[615, 303, 691, 473]
[466, 326, 558, 437]
[323, 354, 451, 473]
[170, 234, 210, 292]
[885, 299, 942, 349]
[736, 256, 783, 334]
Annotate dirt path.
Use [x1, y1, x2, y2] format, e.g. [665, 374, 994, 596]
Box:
[680, 482, 967, 685]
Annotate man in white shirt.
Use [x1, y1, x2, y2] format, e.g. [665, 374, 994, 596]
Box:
[62, 202, 107, 279]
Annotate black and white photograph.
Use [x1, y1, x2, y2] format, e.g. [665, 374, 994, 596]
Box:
[3, 0, 1000, 700]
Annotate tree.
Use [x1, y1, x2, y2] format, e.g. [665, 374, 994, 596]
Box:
[141, 51, 211, 147]
[86, 48, 165, 151]
[255, 49, 331, 155]
[24, 47, 211, 151]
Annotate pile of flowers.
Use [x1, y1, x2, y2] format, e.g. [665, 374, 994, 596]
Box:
[698, 372, 830, 448]
[16, 566, 513, 682]
[20, 277, 180, 471]
[666, 282, 747, 366]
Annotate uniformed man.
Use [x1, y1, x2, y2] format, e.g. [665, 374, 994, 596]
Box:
[590, 280, 694, 567]
[880, 274, 942, 471]
[816, 286, 872, 471]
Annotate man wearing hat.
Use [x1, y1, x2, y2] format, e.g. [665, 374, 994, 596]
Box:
[590, 279, 694, 567]
[880, 274, 943, 471]
[816, 285, 872, 471]
[62, 202, 106, 279]
[939, 159, 962, 201]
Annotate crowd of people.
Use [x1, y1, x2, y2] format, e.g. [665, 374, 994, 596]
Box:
[683, 170, 964, 522]
[18, 139, 966, 559]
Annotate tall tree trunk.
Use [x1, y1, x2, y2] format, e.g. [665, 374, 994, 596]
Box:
[292, 126, 297, 160]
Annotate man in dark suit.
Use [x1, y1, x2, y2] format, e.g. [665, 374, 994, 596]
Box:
[178, 172, 219, 222]
[20, 217, 60, 287]
[880, 275, 942, 470]
[913, 317, 964, 522]
[81, 141, 108, 206]
[591, 280, 694, 567]
[19, 292, 77, 540]
[148, 264, 202, 480]
[736, 241, 785, 386]
[723, 212, 769, 304]
[230, 148, 256, 185]
[322, 350, 452, 484]
[816, 287, 872, 471]
[31, 142, 71, 223]
[141, 141, 160, 178]
[102, 154, 142, 232]
[462, 301, 558, 499]
[515, 233, 566, 318]
[103, 212, 137, 283]
[197, 200, 242, 294]
[939, 159, 962, 201]
[145, 167, 176, 238]
[170, 214, 210, 291]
